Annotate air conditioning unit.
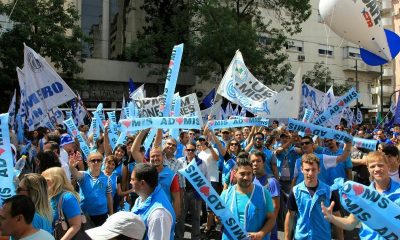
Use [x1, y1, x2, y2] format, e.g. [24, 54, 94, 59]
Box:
[298, 55, 305, 62]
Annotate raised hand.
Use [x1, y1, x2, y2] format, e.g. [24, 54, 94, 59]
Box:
[321, 201, 335, 222]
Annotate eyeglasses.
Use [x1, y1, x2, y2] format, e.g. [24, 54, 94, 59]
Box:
[186, 149, 196, 152]
[166, 142, 177, 147]
[198, 138, 206, 142]
[16, 186, 29, 193]
[222, 132, 230, 134]
[301, 142, 312, 146]
[254, 137, 264, 141]
[89, 159, 102, 163]
[230, 143, 239, 146]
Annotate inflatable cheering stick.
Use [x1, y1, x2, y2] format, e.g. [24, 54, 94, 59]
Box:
[331, 178, 400, 238]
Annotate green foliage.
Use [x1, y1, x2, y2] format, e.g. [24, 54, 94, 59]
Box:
[303, 62, 351, 95]
[127, 0, 312, 84]
[0, 0, 86, 91]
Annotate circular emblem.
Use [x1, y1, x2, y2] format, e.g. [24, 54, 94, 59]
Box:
[27, 52, 43, 73]
[226, 80, 237, 98]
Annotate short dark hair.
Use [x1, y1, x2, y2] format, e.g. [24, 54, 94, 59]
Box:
[273, 120, 279, 125]
[302, 135, 314, 143]
[134, 163, 158, 189]
[44, 141, 60, 154]
[383, 144, 399, 157]
[47, 132, 61, 145]
[254, 132, 264, 138]
[236, 157, 252, 169]
[3, 195, 35, 224]
[250, 151, 266, 162]
[36, 151, 61, 174]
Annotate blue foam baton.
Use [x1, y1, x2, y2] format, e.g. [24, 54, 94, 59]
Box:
[288, 118, 353, 142]
[179, 160, 249, 240]
[352, 137, 378, 151]
[0, 113, 16, 204]
[207, 117, 268, 130]
[64, 117, 91, 159]
[119, 116, 201, 132]
[313, 87, 359, 126]
[331, 178, 400, 238]
[160, 44, 184, 117]
[170, 95, 181, 140]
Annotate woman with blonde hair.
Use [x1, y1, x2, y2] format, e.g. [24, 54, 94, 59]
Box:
[42, 167, 82, 239]
[17, 173, 53, 234]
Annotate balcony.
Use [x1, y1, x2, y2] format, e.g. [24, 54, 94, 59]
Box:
[371, 85, 394, 96]
[382, 17, 393, 28]
[383, 67, 393, 78]
[342, 58, 380, 72]
[381, 0, 393, 12]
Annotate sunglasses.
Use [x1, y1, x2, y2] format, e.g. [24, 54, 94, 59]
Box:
[16, 186, 29, 193]
[198, 138, 206, 142]
[254, 137, 264, 141]
[222, 132, 230, 134]
[186, 149, 196, 152]
[301, 142, 312, 146]
[230, 143, 239, 146]
[89, 159, 102, 163]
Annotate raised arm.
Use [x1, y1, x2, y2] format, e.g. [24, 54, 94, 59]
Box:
[131, 129, 150, 162]
[104, 120, 113, 156]
[321, 201, 359, 231]
[153, 128, 163, 148]
[68, 152, 84, 181]
[210, 130, 226, 156]
[336, 141, 353, 163]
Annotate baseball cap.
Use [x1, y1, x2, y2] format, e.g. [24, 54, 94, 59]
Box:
[85, 212, 145, 240]
[221, 128, 230, 133]
[60, 134, 74, 147]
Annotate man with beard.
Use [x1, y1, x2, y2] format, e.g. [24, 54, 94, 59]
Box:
[221, 158, 275, 240]
[285, 153, 342, 240]
[246, 132, 279, 179]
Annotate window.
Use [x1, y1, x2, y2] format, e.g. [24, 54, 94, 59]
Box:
[318, 45, 334, 57]
[259, 36, 273, 46]
[345, 47, 360, 58]
[286, 39, 304, 53]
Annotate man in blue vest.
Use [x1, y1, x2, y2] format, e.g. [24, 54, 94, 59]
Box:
[284, 153, 342, 240]
[221, 158, 275, 240]
[131, 163, 176, 240]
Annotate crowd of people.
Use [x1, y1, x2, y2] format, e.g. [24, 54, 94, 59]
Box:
[1, 119, 400, 240]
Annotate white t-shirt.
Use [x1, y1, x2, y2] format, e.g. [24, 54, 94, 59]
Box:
[389, 170, 400, 183]
[147, 208, 173, 240]
[198, 148, 219, 182]
[20, 229, 55, 240]
[60, 148, 72, 182]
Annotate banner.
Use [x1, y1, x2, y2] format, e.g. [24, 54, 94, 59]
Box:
[287, 119, 353, 142]
[16, 68, 27, 124]
[324, 86, 341, 128]
[160, 44, 184, 117]
[7, 89, 16, 128]
[201, 88, 216, 108]
[301, 83, 326, 121]
[21, 44, 76, 130]
[331, 178, 400, 239]
[88, 117, 100, 144]
[299, 108, 314, 137]
[207, 117, 269, 130]
[179, 160, 248, 240]
[133, 93, 202, 119]
[356, 107, 363, 125]
[217, 50, 276, 110]
[257, 67, 302, 118]
[63, 118, 90, 158]
[119, 116, 201, 133]
[74, 94, 87, 126]
[352, 137, 378, 151]
[312, 87, 359, 126]
[0, 114, 16, 205]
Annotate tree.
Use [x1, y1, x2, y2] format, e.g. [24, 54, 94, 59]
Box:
[0, 0, 86, 94]
[303, 62, 351, 95]
[128, 0, 311, 85]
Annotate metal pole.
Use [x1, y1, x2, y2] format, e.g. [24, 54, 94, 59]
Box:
[381, 65, 384, 114]
[355, 59, 359, 107]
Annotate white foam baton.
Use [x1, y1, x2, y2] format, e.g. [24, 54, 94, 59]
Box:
[207, 117, 269, 130]
[352, 137, 378, 151]
[331, 178, 400, 238]
[179, 160, 249, 240]
[288, 118, 353, 142]
[0, 113, 16, 204]
[64, 117, 91, 158]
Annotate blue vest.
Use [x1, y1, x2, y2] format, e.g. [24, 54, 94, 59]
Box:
[222, 184, 270, 240]
[132, 185, 176, 240]
[158, 166, 175, 202]
[79, 171, 109, 215]
[293, 181, 331, 240]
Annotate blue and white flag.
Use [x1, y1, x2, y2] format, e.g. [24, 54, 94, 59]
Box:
[394, 96, 400, 125]
[21, 44, 76, 130]
[201, 88, 216, 108]
[160, 44, 184, 117]
[74, 94, 87, 126]
[7, 89, 16, 128]
[355, 107, 363, 125]
[128, 78, 136, 97]
[312, 87, 359, 126]
[16, 68, 27, 125]
[201, 100, 223, 125]
[130, 84, 145, 100]
[323, 86, 341, 128]
[179, 160, 248, 240]
[0, 113, 16, 205]
[301, 83, 326, 121]
[48, 107, 64, 125]
[217, 50, 276, 113]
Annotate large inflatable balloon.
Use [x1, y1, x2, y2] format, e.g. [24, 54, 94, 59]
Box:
[319, 0, 400, 66]
[331, 178, 400, 238]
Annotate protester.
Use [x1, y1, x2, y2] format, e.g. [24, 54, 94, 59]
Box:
[382, 144, 400, 182]
[0, 195, 55, 240]
[376, 130, 393, 145]
[321, 152, 400, 239]
[69, 152, 113, 226]
[131, 163, 176, 240]
[221, 158, 275, 240]
[85, 211, 145, 240]
[35, 151, 61, 174]
[285, 153, 343, 240]
[17, 173, 53, 234]
[42, 167, 82, 239]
